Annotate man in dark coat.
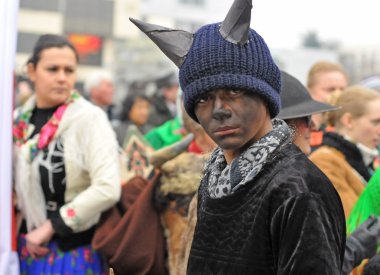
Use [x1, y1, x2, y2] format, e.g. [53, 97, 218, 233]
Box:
[130, 0, 346, 273]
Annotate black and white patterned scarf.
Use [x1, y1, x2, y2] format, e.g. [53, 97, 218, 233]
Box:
[206, 119, 292, 198]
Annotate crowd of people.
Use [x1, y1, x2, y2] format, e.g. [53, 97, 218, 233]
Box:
[10, 0, 380, 274]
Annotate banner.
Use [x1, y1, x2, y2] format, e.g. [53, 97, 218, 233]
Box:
[0, 0, 20, 274]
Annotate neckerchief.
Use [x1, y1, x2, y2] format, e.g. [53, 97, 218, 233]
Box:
[206, 119, 291, 199]
[13, 92, 80, 161]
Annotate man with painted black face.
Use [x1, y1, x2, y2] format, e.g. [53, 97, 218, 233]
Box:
[195, 90, 271, 164]
[131, 0, 346, 273]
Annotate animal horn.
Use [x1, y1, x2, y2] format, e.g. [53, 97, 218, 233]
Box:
[219, 0, 252, 45]
[149, 133, 194, 168]
[129, 18, 194, 68]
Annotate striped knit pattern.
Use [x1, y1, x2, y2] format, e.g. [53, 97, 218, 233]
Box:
[179, 23, 281, 122]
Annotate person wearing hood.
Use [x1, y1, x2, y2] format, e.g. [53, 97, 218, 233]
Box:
[130, 0, 345, 273]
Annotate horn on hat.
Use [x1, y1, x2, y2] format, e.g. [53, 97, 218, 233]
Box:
[148, 133, 194, 168]
[219, 0, 252, 45]
[129, 18, 194, 68]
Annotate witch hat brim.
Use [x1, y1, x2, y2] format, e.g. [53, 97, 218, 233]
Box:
[277, 100, 339, 120]
[277, 71, 339, 120]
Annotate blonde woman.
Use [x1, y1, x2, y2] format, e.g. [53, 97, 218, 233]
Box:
[310, 86, 380, 217]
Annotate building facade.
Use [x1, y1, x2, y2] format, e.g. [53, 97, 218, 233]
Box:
[16, 0, 228, 94]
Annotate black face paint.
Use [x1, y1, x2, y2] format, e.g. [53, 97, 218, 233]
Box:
[195, 89, 272, 159]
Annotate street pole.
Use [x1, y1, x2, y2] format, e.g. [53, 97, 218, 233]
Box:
[0, 0, 20, 274]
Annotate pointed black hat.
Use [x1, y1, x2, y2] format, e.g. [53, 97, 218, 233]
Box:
[277, 71, 339, 120]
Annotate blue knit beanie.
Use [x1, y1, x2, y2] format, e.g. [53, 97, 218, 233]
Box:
[179, 23, 281, 122]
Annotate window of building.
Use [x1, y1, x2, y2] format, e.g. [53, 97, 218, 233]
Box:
[20, 0, 60, 12]
[178, 0, 205, 6]
[63, 0, 114, 37]
[16, 32, 41, 54]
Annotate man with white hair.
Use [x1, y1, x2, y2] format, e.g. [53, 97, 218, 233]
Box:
[84, 70, 116, 122]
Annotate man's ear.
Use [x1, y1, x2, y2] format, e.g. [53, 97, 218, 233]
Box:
[27, 63, 36, 82]
[340, 112, 354, 129]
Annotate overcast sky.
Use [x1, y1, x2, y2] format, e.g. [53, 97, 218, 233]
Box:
[215, 0, 380, 49]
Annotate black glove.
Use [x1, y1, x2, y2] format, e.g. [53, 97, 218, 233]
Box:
[342, 215, 380, 274]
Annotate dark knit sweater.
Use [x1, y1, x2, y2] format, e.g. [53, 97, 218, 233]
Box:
[187, 143, 346, 274]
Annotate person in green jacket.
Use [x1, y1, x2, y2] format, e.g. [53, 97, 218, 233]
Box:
[144, 116, 184, 150]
